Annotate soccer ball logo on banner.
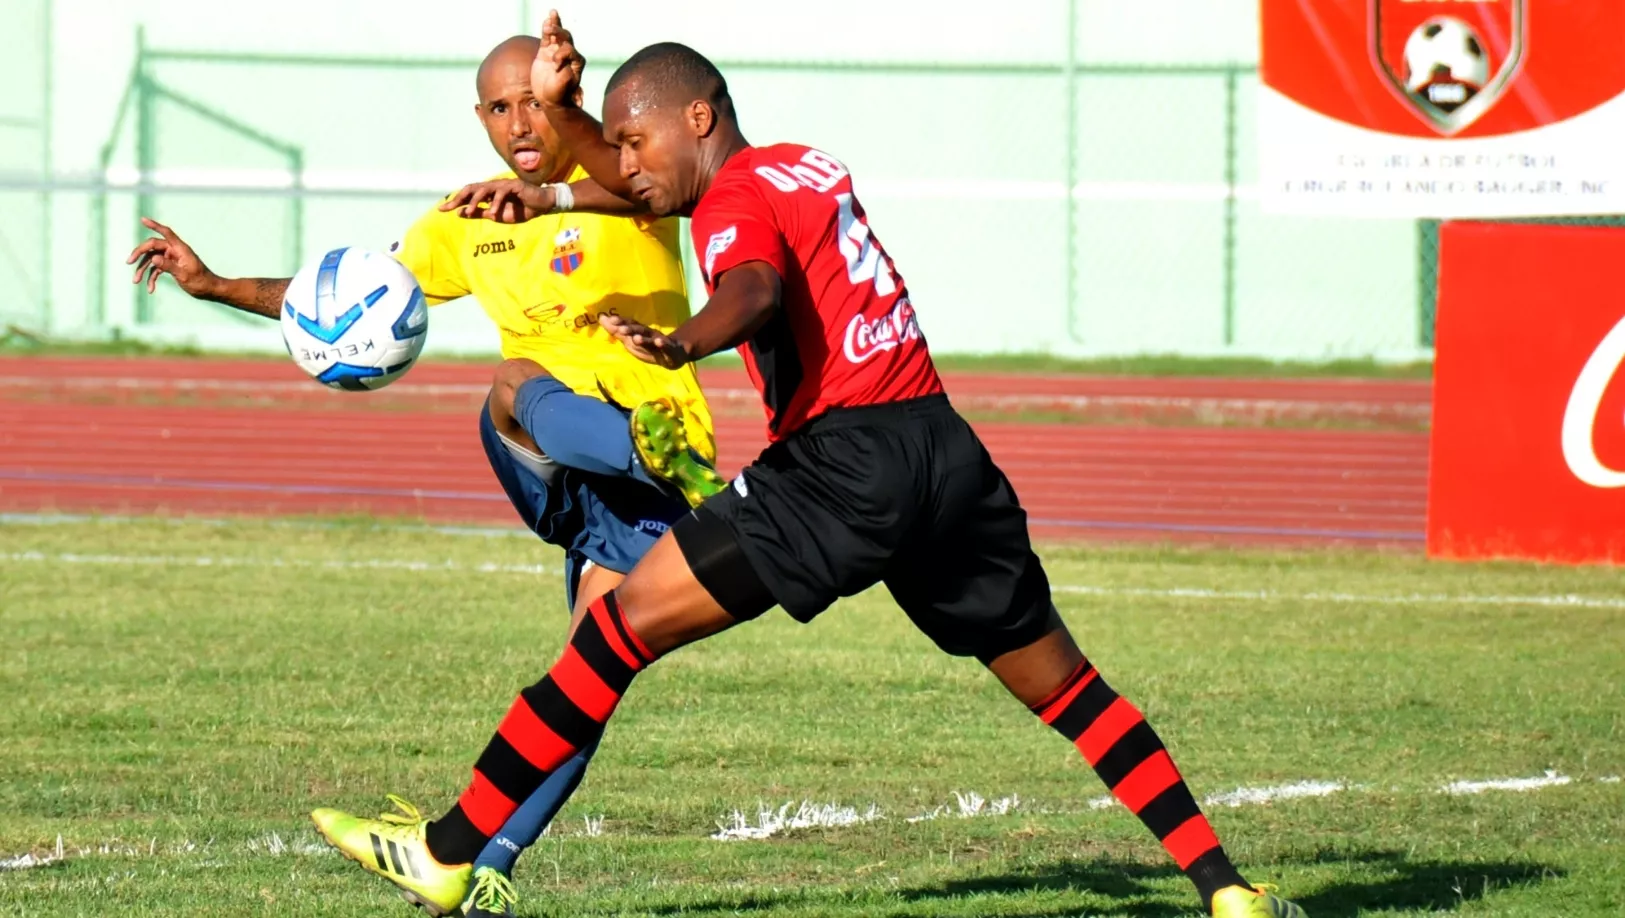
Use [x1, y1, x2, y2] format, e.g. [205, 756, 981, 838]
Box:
[1403, 19, 1488, 112]
[1371, 0, 1526, 135]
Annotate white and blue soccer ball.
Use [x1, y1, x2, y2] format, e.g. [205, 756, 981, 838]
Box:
[280, 247, 428, 391]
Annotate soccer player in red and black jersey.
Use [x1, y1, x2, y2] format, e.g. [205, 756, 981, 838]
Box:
[308, 13, 1307, 918]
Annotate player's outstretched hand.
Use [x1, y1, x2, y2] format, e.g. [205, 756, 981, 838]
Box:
[533, 9, 585, 108]
[126, 217, 220, 297]
[601, 314, 689, 369]
[440, 180, 554, 223]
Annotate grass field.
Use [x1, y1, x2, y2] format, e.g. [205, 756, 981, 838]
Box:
[2, 518, 1621, 916]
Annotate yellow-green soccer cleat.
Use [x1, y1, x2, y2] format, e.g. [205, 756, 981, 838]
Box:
[630, 397, 727, 507]
[310, 795, 472, 916]
[1211, 884, 1309, 918]
[462, 866, 520, 918]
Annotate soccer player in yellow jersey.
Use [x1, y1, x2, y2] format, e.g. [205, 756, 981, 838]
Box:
[125, 35, 722, 918]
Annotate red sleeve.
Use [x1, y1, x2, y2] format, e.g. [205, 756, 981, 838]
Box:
[692, 180, 789, 288]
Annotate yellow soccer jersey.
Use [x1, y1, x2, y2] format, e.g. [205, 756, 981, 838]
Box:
[390, 165, 714, 462]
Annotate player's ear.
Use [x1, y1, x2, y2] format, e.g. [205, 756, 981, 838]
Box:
[690, 100, 718, 138]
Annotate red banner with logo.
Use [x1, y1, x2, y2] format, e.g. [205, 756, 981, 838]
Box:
[1428, 222, 1625, 564]
[1260, 0, 1625, 217]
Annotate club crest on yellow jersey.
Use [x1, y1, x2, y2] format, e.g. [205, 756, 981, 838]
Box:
[551, 226, 584, 276]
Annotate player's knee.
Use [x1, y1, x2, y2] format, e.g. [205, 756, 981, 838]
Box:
[492, 358, 549, 404]
[488, 360, 537, 419]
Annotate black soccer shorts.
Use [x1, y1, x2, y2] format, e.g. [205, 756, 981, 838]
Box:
[672, 394, 1057, 663]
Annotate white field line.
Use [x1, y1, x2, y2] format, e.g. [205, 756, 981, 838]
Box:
[715, 773, 1619, 842]
[2, 774, 1617, 868]
[1203, 780, 1350, 808]
[905, 792, 1022, 824]
[1086, 780, 1349, 813]
[712, 801, 884, 840]
[244, 832, 330, 856]
[1, 819, 618, 872]
[712, 773, 1617, 841]
[1442, 770, 1572, 795]
[3, 550, 1620, 611]
[0, 836, 63, 872]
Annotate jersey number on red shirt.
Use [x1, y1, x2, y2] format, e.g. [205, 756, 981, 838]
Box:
[695, 145, 942, 438]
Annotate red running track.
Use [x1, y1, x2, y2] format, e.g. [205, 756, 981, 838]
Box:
[0, 357, 1430, 547]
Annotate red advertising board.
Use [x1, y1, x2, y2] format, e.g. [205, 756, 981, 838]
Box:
[1263, 0, 1625, 139]
[1429, 221, 1625, 563]
[1259, 0, 1625, 217]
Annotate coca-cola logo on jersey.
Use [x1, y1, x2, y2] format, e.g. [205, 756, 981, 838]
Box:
[843, 299, 922, 365]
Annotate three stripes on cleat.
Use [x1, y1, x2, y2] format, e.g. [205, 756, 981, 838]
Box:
[369, 832, 424, 880]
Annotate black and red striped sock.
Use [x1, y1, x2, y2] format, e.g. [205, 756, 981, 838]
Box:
[1033, 660, 1249, 909]
[425, 592, 655, 865]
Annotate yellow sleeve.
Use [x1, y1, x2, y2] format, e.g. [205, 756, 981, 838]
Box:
[389, 204, 470, 306]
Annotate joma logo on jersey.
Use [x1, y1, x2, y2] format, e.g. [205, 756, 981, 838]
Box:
[1371, 0, 1526, 135]
[755, 150, 849, 194]
[472, 239, 517, 257]
[636, 519, 671, 535]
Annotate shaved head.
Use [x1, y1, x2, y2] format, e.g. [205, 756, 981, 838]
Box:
[472, 35, 571, 183]
[477, 35, 541, 98]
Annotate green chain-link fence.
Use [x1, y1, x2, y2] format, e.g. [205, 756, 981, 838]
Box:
[79, 41, 1428, 360]
[0, 0, 49, 336]
[1417, 214, 1625, 347]
[17, 2, 1614, 361]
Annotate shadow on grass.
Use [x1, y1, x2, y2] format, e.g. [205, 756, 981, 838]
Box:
[632, 849, 1559, 918]
[1286, 848, 1562, 917]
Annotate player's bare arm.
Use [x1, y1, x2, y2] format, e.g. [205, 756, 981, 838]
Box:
[440, 175, 644, 223]
[601, 261, 781, 368]
[532, 10, 635, 200]
[126, 217, 287, 320]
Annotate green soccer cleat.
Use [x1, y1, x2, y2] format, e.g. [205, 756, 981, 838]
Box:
[630, 397, 727, 507]
[1211, 884, 1309, 918]
[462, 866, 520, 918]
[310, 795, 471, 916]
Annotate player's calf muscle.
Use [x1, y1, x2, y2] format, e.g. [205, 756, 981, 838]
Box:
[985, 624, 1087, 708]
[613, 534, 739, 657]
[571, 566, 626, 627]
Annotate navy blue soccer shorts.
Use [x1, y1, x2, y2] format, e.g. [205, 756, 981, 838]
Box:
[478, 402, 687, 611]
